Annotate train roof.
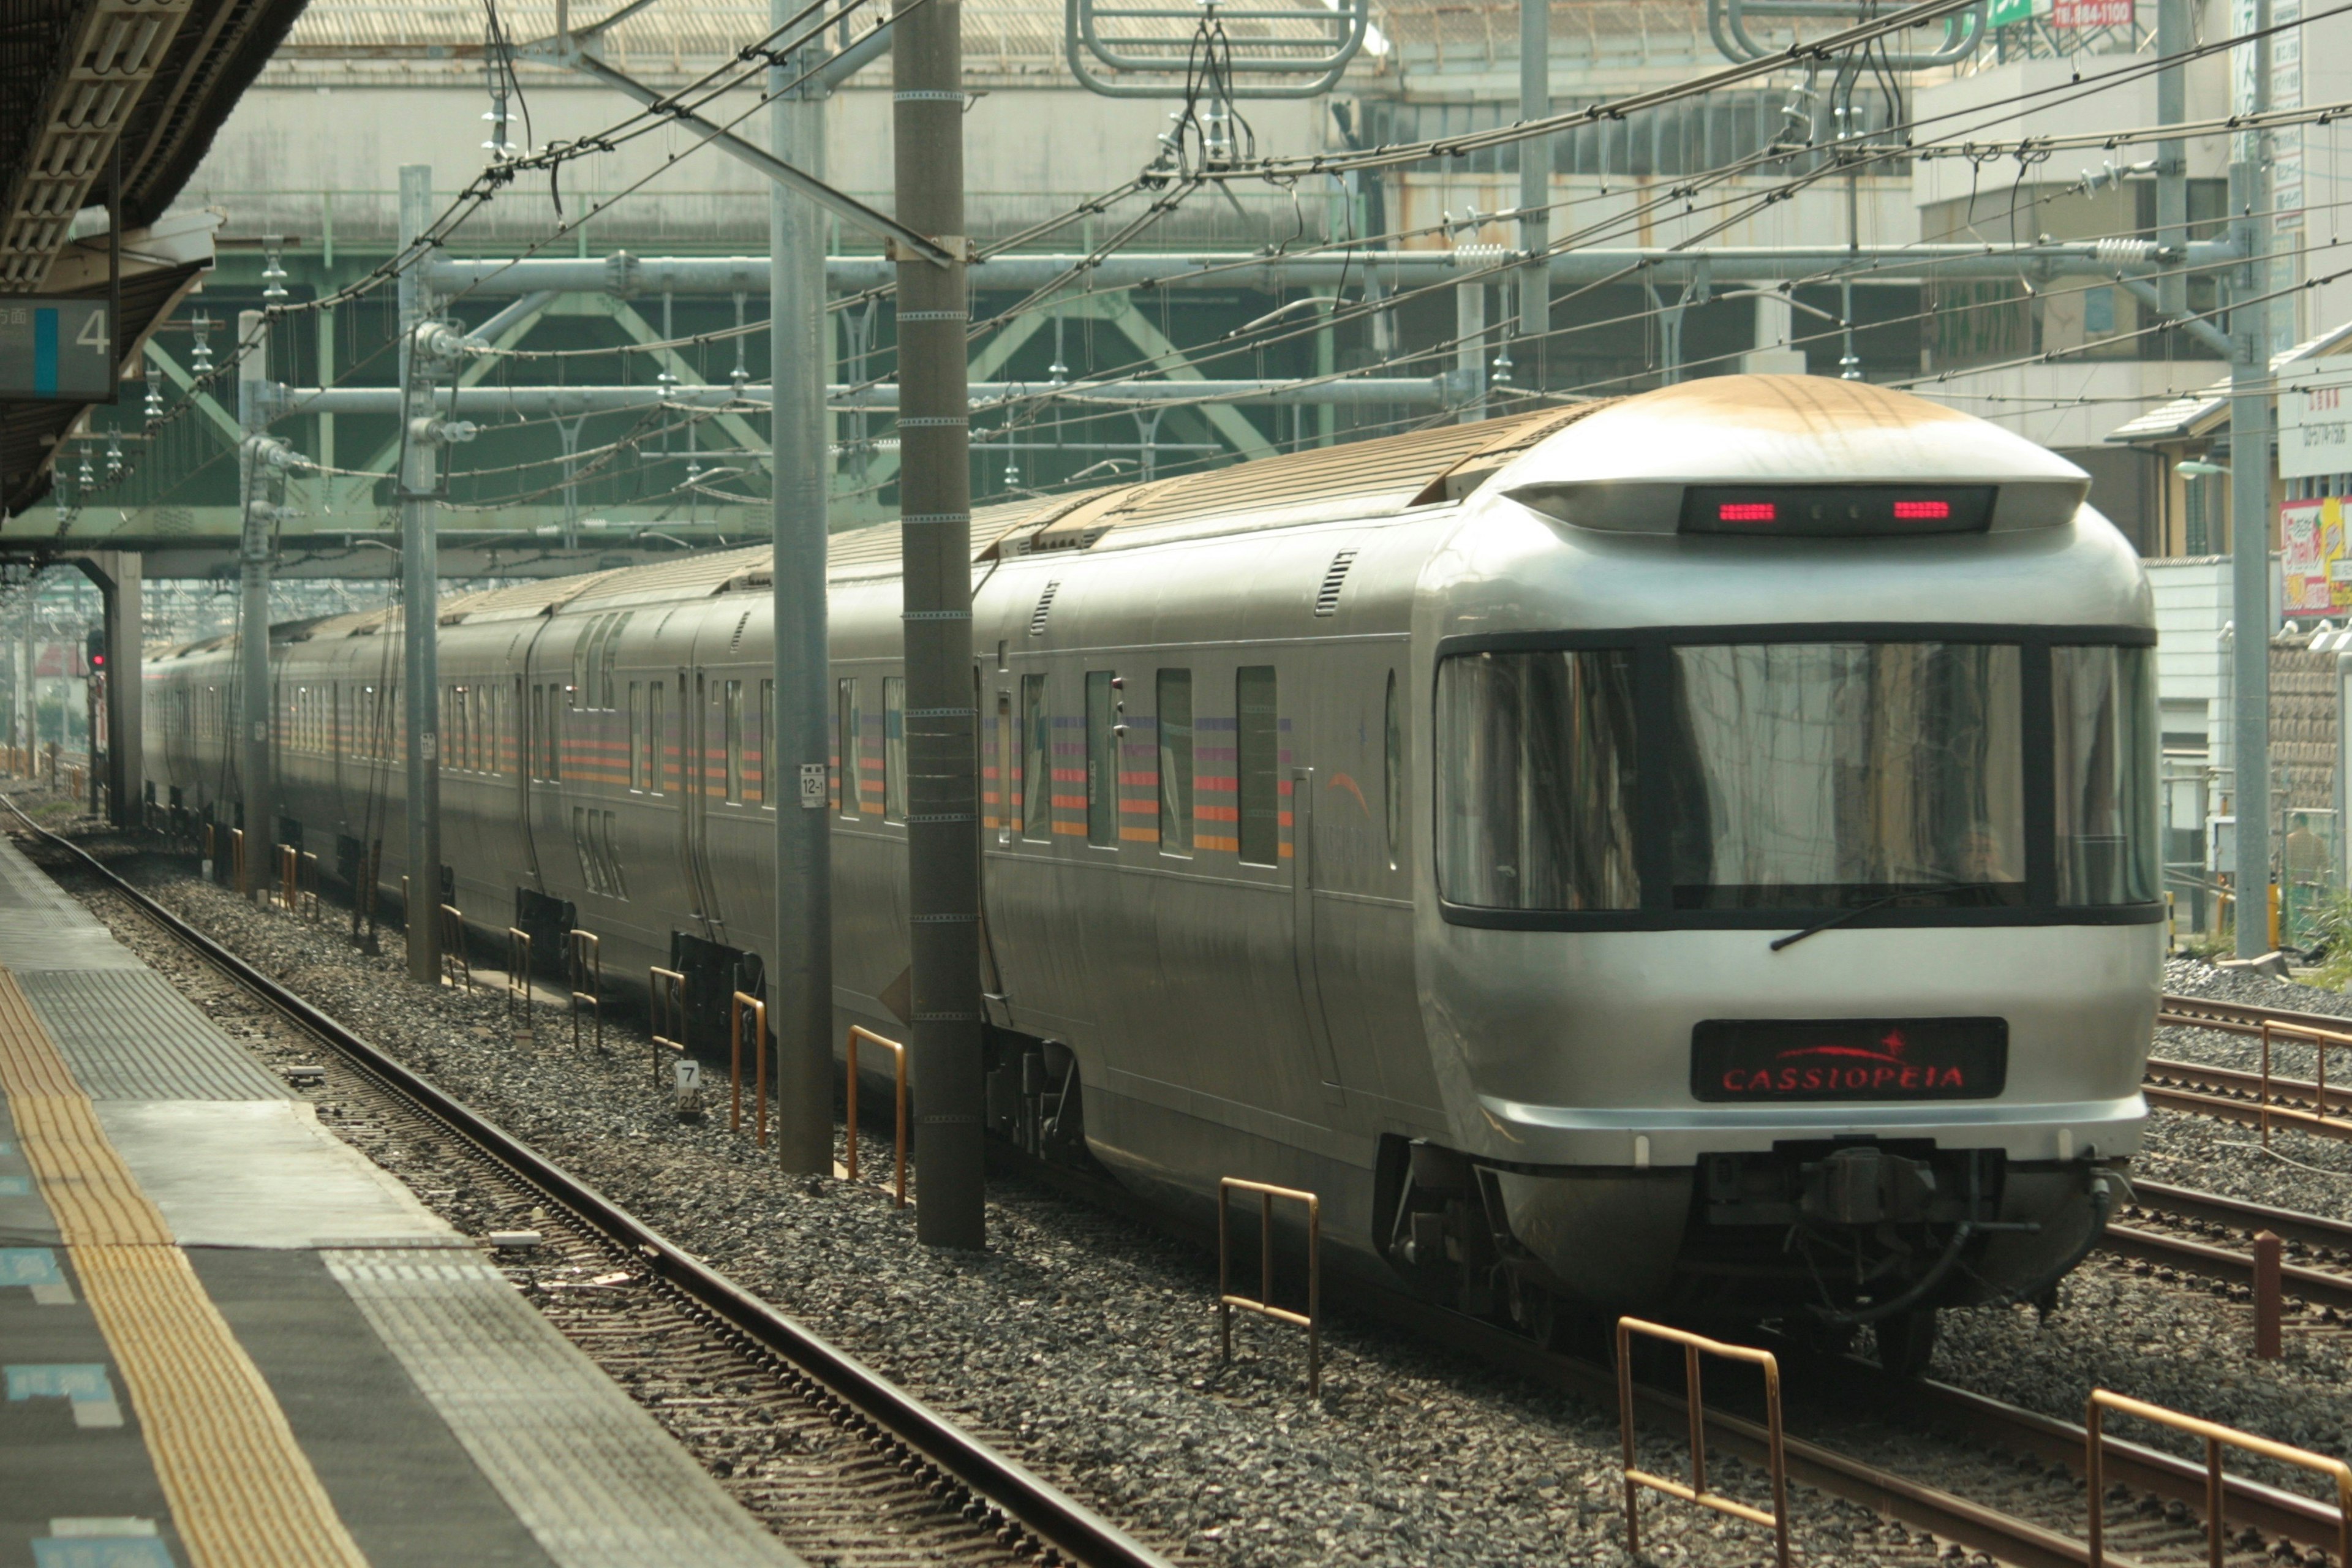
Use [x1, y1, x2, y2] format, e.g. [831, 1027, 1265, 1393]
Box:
[153, 377, 2092, 660]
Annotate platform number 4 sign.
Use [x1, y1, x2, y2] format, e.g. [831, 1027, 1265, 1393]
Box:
[0, 300, 114, 401]
[799, 762, 826, 810]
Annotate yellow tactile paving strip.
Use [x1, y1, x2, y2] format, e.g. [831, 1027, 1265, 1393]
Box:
[0, 964, 370, 1568]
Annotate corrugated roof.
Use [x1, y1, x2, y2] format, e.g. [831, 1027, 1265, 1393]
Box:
[439, 567, 634, 623]
[279, 0, 1357, 71]
[1374, 0, 1705, 66]
[2107, 320, 2352, 445]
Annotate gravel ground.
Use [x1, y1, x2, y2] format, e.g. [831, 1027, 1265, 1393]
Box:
[39, 798, 2350, 1564]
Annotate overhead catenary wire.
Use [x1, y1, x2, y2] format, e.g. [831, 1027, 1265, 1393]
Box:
[77, 0, 2352, 522]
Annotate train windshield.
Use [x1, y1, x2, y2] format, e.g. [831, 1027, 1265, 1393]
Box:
[1664, 643, 2026, 909]
[1435, 640, 2158, 917]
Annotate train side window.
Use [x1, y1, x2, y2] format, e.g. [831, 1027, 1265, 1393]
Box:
[1237, 665, 1279, 865]
[1085, 670, 1116, 847]
[1021, 674, 1049, 840]
[571, 807, 598, 894]
[648, 681, 666, 793]
[1157, 669, 1191, 857]
[1384, 669, 1403, 870]
[601, 613, 628, 708]
[994, 690, 1014, 842]
[628, 682, 643, 790]
[756, 679, 772, 806]
[837, 678, 860, 820]
[528, 686, 544, 780]
[601, 810, 627, 898]
[883, 676, 907, 823]
[724, 679, 744, 804]
[549, 686, 565, 780]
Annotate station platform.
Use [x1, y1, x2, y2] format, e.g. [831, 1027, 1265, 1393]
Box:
[0, 832, 805, 1568]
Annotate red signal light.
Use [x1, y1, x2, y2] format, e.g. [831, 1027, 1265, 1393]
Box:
[1717, 502, 1776, 522]
[1893, 499, 1952, 520]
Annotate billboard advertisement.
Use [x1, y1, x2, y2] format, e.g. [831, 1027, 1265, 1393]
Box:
[2281, 496, 2351, 616]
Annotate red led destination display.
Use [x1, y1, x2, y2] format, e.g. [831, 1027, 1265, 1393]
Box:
[1680, 485, 1996, 537]
[1690, 1017, 2007, 1102]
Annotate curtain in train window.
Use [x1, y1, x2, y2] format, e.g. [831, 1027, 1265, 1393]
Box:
[649, 680, 666, 793]
[2052, 645, 2158, 905]
[994, 690, 1014, 840]
[1435, 649, 1641, 910]
[601, 612, 629, 709]
[628, 683, 644, 790]
[600, 810, 627, 899]
[1022, 674, 1049, 839]
[1237, 666, 1279, 865]
[756, 679, 772, 806]
[1664, 642, 2024, 909]
[724, 679, 744, 804]
[1384, 669, 1404, 870]
[1085, 671, 1116, 846]
[837, 678, 859, 819]
[1157, 669, 1191, 856]
[883, 676, 907, 822]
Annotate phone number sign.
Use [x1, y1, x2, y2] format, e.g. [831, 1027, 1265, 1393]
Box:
[0, 299, 115, 402]
[2279, 360, 2352, 480]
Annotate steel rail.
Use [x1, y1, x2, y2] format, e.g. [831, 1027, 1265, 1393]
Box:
[6, 804, 1174, 1568]
[2127, 1178, 2352, 1259]
[2144, 1058, 2352, 1138]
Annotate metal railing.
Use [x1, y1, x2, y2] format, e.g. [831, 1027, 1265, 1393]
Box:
[649, 965, 687, 1088]
[439, 905, 472, 991]
[1216, 1177, 1321, 1397]
[2158, 994, 2352, 1144]
[567, 929, 601, 1053]
[731, 990, 767, 1146]
[505, 927, 533, 1041]
[845, 1025, 908, 1207]
[277, 845, 319, 919]
[1616, 1316, 1790, 1568]
[2087, 1390, 2352, 1568]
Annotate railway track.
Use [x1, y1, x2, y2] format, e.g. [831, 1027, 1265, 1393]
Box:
[2149, 993, 2352, 1139]
[3, 802, 1172, 1568]
[1012, 1152, 2347, 1568]
[29, 808, 2350, 1568]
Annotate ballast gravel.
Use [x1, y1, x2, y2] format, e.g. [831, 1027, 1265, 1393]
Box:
[35, 807, 2352, 1564]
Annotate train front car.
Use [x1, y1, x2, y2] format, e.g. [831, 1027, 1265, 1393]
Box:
[1403, 375, 2158, 1367]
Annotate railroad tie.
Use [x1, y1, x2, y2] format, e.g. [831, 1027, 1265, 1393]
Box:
[0, 963, 369, 1568]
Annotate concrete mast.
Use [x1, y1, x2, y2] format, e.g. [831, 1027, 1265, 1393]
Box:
[2229, 0, 2274, 956]
[893, 0, 986, 1247]
[399, 164, 444, 982]
[236, 308, 273, 899]
[771, 0, 835, 1172]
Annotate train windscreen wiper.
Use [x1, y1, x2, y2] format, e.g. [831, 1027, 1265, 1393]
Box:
[1768, 893, 1905, 953]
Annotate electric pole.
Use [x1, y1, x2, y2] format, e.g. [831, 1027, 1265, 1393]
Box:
[1517, 0, 1548, 353]
[771, 0, 834, 1174]
[399, 163, 443, 982]
[2230, 0, 2274, 957]
[894, 0, 986, 1248]
[236, 308, 273, 899]
[2156, 0, 2190, 321]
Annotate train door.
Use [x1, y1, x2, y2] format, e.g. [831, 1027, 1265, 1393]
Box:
[1289, 758, 1348, 1108]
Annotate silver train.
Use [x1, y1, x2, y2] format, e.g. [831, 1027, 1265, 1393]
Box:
[145, 375, 2160, 1360]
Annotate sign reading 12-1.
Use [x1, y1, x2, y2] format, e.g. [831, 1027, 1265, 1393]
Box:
[0, 300, 115, 402]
